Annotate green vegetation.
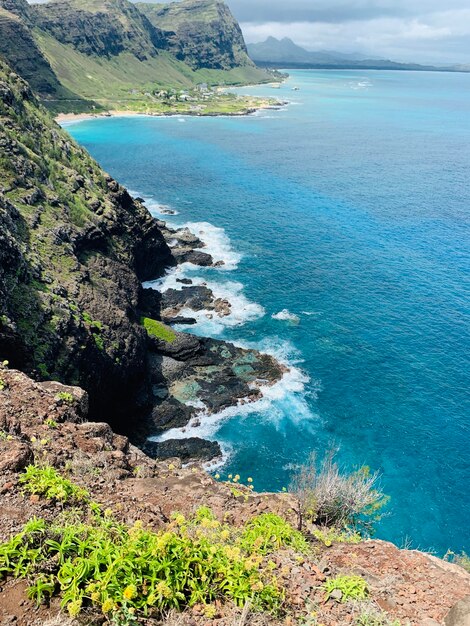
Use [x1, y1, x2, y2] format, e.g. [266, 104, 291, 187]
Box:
[354, 606, 403, 626]
[445, 550, 470, 573]
[55, 391, 74, 404]
[323, 575, 369, 603]
[0, 468, 311, 620]
[291, 452, 389, 536]
[312, 527, 361, 547]
[0, 378, 6, 391]
[19, 465, 89, 504]
[141, 317, 176, 343]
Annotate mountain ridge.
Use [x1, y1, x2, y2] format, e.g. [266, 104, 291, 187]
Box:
[0, 0, 273, 113]
[248, 36, 470, 73]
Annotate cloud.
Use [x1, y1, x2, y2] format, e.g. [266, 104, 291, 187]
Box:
[237, 5, 470, 64]
[30, 0, 470, 64]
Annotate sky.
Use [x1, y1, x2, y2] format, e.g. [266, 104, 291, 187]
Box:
[29, 0, 470, 65]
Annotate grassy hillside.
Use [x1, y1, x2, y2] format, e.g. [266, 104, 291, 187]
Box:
[37, 31, 270, 108]
[0, 6, 93, 112]
[0, 0, 274, 114]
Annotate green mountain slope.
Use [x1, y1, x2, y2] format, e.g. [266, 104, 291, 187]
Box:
[33, 0, 167, 61]
[137, 0, 257, 71]
[0, 2, 92, 111]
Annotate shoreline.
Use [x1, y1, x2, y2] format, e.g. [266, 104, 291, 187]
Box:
[55, 100, 288, 125]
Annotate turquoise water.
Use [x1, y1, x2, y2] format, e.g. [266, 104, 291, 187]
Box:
[66, 70, 470, 555]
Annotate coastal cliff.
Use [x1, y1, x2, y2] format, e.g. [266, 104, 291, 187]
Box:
[0, 59, 283, 452]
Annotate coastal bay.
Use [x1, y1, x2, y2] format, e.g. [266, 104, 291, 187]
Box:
[67, 68, 470, 556]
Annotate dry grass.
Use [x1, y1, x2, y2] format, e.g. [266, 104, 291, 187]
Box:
[290, 451, 388, 533]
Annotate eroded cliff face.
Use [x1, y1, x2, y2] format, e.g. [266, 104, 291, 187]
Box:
[0, 2, 88, 105]
[33, 0, 168, 61]
[138, 0, 255, 70]
[0, 60, 173, 426]
[0, 60, 284, 450]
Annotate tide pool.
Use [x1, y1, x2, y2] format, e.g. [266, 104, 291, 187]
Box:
[66, 69, 470, 555]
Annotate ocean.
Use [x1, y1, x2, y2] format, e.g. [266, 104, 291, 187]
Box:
[65, 69, 470, 555]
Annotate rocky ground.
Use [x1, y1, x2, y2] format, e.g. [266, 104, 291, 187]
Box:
[0, 367, 469, 626]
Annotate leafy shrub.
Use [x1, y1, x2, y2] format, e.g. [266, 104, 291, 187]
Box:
[312, 527, 361, 547]
[141, 317, 176, 343]
[19, 465, 89, 504]
[239, 512, 309, 555]
[55, 391, 74, 404]
[0, 475, 308, 620]
[0, 379, 6, 391]
[354, 604, 402, 626]
[323, 575, 369, 603]
[444, 550, 470, 573]
[290, 451, 389, 535]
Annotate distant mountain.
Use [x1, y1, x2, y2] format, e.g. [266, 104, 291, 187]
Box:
[247, 37, 469, 73]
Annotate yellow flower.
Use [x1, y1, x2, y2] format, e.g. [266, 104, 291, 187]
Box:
[40, 438, 48, 446]
[123, 584, 137, 600]
[102, 598, 114, 614]
[147, 593, 157, 606]
[220, 529, 230, 540]
[155, 581, 172, 599]
[174, 514, 185, 526]
[204, 604, 217, 618]
[214, 473, 220, 479]
[228, 474, 233, 479]
[247, 477, 253, 483]
[30, 436, 37, 443]
[251, 581, 264, 592]
[67, 599, 82, 617]
[104, 508, 113, 517]
[91, 591, 100, 602]
[168, 463, 175, 470]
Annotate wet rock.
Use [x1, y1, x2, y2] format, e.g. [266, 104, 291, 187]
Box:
[145, 437, 221, 462]
[172, 248, 214, 266]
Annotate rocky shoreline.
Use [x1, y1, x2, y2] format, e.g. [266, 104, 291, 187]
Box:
[137, 215, 287, 463]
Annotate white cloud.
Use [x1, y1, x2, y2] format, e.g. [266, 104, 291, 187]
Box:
[241, 9, 470, 64]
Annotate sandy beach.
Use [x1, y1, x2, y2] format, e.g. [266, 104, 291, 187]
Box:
[55, 110, 143, 124]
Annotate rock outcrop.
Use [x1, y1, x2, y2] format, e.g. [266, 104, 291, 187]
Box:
[0, 60, 284, 457]
[0, 1, 90, 107]
[33, 0, 167, 61]
[138, 0, 255, 70]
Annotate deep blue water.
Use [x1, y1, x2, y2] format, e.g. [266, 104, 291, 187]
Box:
[66, 70, 470, 555]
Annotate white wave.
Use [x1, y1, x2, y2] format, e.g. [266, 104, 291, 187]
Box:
[349, 80, 372, 90]
[127, 191, 180, 217]
[151, 337, 319, 445]
[301, 310, 322, 317]
[145, 268, 265, 336]
[179, 221, 241, 271]
[272, 309, 300, 324]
